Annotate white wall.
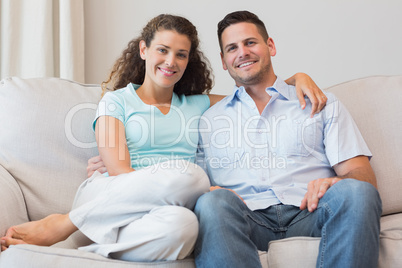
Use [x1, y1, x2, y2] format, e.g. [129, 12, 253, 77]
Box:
[84, 0, 402, 95]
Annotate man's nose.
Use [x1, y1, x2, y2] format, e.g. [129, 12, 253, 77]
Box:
[238, 45, 250, 58]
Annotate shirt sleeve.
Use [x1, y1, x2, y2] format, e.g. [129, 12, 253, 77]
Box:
[323, 93, 372, 166]
[92, 91, 125, 131]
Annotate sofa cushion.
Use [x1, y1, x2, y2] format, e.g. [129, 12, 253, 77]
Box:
[0, 244, 196, 268]
[266, 213, 402, 268]
[0, 244, 269, 268]
[0, 164, 29, 236]
[267, 237, 320, 268]
[0, 77, 101, 221]
[379, 213, 402, 268]
[325, 75, 402, 215]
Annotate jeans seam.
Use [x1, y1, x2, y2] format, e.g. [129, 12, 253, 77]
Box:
[318, 202, 333, 268]
[246, 212, 282, 233]
[319, 225, 326, 268]
[287, 210, 311, 228]
[275, 206, 287, 238]
[276, 205, 282, 227]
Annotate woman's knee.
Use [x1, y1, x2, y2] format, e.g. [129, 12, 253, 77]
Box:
[109, 206, 198, 261]
[159, 206, 199, 259]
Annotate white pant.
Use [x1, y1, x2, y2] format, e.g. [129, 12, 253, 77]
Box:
[68, 160, 210, 261]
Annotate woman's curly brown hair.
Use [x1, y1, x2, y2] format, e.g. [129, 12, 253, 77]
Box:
[102, 14, 214, 96]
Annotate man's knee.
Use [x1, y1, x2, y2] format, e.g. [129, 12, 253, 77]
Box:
[327, 179, 382, 212]
[194, 189, 243, 220]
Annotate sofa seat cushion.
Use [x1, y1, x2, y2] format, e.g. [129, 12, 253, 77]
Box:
[0, 245, 196, 268]
[267, 237, 320, 268]
[0, 244, 269, 268]
[379, 213, 402, 268]
[266, 213, 402, 268]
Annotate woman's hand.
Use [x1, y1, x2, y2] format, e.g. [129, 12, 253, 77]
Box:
[285, 73, 327, 117]
[210, 186, 245, 203]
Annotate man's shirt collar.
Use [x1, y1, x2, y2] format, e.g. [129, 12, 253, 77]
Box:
[223, 76, 295, 107]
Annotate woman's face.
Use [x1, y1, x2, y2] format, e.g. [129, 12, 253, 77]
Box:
[140, 30, 191, 91]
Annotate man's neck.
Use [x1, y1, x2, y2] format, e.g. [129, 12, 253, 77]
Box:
[240, 74, 277, 115]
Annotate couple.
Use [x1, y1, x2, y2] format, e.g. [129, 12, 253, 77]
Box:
[1, 11, 381, 268]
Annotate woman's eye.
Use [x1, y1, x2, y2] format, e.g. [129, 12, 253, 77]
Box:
[158, 48, 167, 53]
[178, 53, 188, 59]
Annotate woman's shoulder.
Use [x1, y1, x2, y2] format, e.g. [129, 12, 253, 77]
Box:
[183, 94, 209, 106]
[174, 94, 210, 114]
[102, 83, 138, 101]
[106, 83, 136, 96]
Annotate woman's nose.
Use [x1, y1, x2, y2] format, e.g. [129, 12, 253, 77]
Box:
[165, 55, 176, 67]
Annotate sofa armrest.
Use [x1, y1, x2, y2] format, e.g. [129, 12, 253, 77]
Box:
[0, 164, 29, 237]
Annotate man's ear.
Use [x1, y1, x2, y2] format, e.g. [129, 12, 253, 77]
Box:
[220, 52, 228, 70]
[139, 40, 147, 60]
[267, 37, 277, 57]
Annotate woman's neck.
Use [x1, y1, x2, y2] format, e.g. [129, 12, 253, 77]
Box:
[136, 79, 174, 115]
[137, 79, 174, 105]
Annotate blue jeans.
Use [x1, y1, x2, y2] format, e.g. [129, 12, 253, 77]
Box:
[194, 179, 382, 268]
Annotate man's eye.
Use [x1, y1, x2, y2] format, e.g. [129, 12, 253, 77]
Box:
[227, 46, 236, 52]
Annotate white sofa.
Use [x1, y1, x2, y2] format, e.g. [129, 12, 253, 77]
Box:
[0, 76, 401, 267]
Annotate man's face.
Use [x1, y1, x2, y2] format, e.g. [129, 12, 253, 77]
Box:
[220, 22, 276, 87]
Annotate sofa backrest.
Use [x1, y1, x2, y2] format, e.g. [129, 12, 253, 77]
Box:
[0, 77, 101, 221]
[326, 75, 402, 216]
[1, 76, 400, 220]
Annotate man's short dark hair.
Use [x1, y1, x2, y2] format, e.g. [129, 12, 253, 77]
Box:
[217, 11, 269, 53]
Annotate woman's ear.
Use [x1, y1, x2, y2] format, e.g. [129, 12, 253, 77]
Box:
[139, 40, 147, 60]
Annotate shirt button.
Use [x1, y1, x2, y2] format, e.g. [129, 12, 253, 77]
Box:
[258, 129, 263, 134]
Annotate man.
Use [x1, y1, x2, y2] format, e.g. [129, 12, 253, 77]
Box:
[193, 11, 381, 268]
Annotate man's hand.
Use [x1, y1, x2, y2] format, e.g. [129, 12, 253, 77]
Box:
[300, 177, 341, 212]
[87, 155, 107, 177]
[300, 156, 376, 213]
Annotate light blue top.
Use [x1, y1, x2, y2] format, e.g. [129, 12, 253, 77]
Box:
[94, 83, 210, 170]
[197, 77, 371, 210]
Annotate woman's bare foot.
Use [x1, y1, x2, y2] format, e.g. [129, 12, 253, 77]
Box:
[0, 214, 78, 251]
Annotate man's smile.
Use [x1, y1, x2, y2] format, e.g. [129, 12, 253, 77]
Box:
[237, 61, 257, 68]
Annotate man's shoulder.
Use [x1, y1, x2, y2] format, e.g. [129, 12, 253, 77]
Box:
[324, 91, 338, 104]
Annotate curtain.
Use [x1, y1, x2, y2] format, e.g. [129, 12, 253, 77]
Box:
[0, 0, 85, 83]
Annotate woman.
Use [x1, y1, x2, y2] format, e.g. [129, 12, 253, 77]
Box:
[1, 14, 326, 261]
